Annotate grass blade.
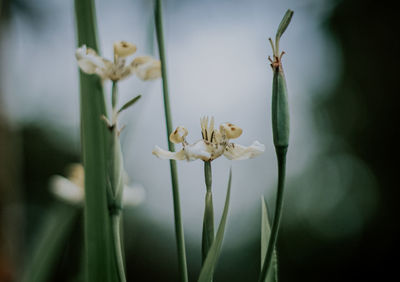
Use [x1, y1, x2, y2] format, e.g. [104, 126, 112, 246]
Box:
[75, 0, 113, 281]
[198, 168, 232, 282]
[21, 204, 79, 282]
[117, 95, 142, 114]
[261, 197, 278, 282]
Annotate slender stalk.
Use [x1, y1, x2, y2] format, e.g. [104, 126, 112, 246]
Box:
[154, 1, 188, 281]
[258, 146, 287, 282]
[111, 81, 118, 124]
[111, 213, 126, 282]
[260, 10, 293, 281]
[202, 161, 214, 264]
[108, 81, 126, 282]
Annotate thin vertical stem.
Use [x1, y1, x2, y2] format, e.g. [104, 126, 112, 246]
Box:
[111, 213, 126, 282]
[258, 146, 287, 282]
[202, 161, 214, 264]
[111, 81, 119, 126]
[112, 82, 118, 113]
[154, 1, 188, 281]
[109, 80, 126, 282]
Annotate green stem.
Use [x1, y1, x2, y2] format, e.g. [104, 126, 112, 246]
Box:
[258, 146, 287, 282]
[154, 1, 188, 281]
[202, 161, 215, 264]
[111, 213, 126, 282]
[111, 81, 118, 124]
[108, 81, 126, 282]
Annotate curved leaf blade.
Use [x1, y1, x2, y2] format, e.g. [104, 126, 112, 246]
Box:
[261, 197, 278, 282]
[198, 168, 232, 282]
[22, 204, 80, 282]
[117, 95, 142, 114]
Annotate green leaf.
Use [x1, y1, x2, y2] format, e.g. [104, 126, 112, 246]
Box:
[117, 95, 142, 114]
[198, 168, 232, 282]
[75, 0, 114, 281]
[261, 197, 278, 282]
[22, 204, 80, 282]
[202, 189, 214, 263]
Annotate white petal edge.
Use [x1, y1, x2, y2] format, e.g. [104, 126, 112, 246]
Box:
[184, 140, 212, 161]
[152, 146, 186, 160]
[49, 175, 84, 205]
[223, 140, 265, 160]
[75, 45, 106, 75]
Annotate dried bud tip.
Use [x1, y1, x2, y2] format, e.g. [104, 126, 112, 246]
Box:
[276, 9, 294, 41]
[170, 126, 188, 144]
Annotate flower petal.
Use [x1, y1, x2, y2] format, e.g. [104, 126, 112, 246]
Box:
[116, 66, 134, 81]
[184, 140, 212, 161]
[122, 183, 146, 207]
[49, 175, 84, 205]
[223, 141, 265, 160]
[152, 146, 186, 160]
[66, 163, 84, 188]
[75, 45, 106, 75]
[131, 56, 161, 80]
[113, 41, 137, 58]
[220, 123, 243, 139]
[169, 126, 188, 144]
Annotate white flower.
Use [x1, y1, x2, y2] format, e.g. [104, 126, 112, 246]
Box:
[50, 164, 145, 207]
[152, 117, 265, 162]
[75, 41, 161, 81]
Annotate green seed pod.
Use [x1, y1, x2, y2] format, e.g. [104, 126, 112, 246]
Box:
[271, 65, 289, 147]
[269, 9, 293, 148]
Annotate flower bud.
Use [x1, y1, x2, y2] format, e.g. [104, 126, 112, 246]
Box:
[169, 126, 188, 144]
[113, 41, 137, 58]
[269, 9, 292, 148]
[220, 123, 243, 139]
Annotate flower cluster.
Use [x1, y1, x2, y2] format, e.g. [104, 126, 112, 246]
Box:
[153, 116, 265, 162]
[75, 41, 161, 81]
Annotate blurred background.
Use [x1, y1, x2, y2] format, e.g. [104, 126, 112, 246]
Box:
[0, 0, 398, 281]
